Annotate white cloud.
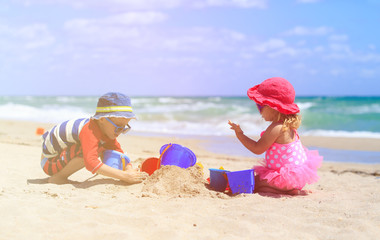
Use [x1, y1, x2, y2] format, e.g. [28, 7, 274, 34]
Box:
[368, 44, 376, 50]
[314, 46, 325, 52]
[17, 24, 55, 49]
[14, 0, 268, 10]
[198, 0, 267, 8]
[64, 12, 167, 29]
[251, 38, 314, 58]
[253, 38, 287, 53]
[0, 23, 55, 51]
[63, 11, 247, 56]
[360, 69, 376, 78]
[155, 56, 204, 66]
[285, 26, 333, 36]
[268, 47, 298, 57]
[221, 29, 246, 41]
[292, 62, 305, 69]
[157, 27, 247, 53]
[62, 12, 168, 51]
[329, 43, 351, 53]
[297, 0, 321, 3]
[330, 68, 346, 76]
[14, 0, 182, 10]
[355, 53, 380, 62]
[325, 43, 380, 63]
[329, 34, 348, 42]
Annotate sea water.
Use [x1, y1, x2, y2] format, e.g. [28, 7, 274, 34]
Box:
[1, 96, 380, 163]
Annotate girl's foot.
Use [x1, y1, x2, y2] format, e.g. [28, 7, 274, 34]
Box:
[256, 186, 310, 196]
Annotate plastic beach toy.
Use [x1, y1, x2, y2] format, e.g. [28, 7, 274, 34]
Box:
[159, 143, 197, 168]
[140, 143, 197, 175]
[102, 150, 130, 170]
[209, 168, 255, 194]
[209, 168, 230, 192]
[226, 169, 255, 194]
[36, 127, 45, 135]
[141, 157, 160, 176]
[140, 144, 172, 175]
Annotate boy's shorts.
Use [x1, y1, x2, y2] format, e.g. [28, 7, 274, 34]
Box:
[41, 144, 83, 176]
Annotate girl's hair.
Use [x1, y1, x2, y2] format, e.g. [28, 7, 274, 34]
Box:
[278, 113, 302, 132]
[267, 106, 301, 131]
[266, 107, 301, 131]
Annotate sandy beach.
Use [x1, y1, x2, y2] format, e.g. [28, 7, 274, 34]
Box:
[1, 119, 379, 240]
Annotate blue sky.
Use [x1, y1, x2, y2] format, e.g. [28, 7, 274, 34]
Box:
[1, 0, 380, 96]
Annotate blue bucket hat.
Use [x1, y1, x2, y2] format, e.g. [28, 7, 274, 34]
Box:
[92, 92, 136, 120]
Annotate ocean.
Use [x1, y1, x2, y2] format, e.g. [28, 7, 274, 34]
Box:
[1, 96, 380, 163]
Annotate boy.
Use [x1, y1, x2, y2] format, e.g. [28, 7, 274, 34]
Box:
[40, 92, 148, 184]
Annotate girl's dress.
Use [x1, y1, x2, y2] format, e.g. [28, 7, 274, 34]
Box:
[254, 131, 323, 190]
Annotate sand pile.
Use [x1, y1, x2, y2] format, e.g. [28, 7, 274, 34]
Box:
[141, 165, 213, 198]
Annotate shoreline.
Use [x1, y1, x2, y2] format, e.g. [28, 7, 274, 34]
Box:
[2, 118, 380, 151]
[1, 119, 379, 168]
[1, 119, 379, 171]
[129, 127, 380, 164]
[2, 119, 380, 164]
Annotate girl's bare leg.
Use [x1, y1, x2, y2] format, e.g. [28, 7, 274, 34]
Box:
[254, 175, 307, 196]
[48, 157, 85, 184]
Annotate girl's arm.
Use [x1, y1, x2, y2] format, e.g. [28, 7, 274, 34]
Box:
[228, 120, 282, 155]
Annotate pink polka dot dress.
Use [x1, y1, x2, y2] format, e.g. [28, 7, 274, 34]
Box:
[254, 132, 323, 190]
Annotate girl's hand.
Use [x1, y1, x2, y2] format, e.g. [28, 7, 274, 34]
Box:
[228, 120, 243, 133]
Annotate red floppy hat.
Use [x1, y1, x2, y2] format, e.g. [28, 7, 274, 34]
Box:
[247, 77, 300, 115]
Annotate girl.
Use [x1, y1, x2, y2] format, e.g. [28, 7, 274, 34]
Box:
[228, 77, 322, 195]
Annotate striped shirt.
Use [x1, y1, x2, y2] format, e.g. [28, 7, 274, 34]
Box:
[42, 118, 123, 173]
[42, 118, 89, 158]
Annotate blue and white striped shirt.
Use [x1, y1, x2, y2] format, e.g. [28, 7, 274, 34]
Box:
[42, 118, 89, 158]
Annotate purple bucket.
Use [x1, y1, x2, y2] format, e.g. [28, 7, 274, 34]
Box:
[102, 150, 130, 170]
[226, 169, 255, 194]
[159, 144, 196, 169]
[209, 168, 230, 192]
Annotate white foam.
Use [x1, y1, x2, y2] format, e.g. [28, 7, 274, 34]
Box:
[1, 97, 380, 139]
[297, 102, 315, 110]
[0, 103, 91, 123]
[302, 129, 380, 139]
[343, 104, 380, 114]
[131, 115, 267, 136]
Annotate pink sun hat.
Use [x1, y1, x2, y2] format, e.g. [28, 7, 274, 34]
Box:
[247, 77, 300, 115]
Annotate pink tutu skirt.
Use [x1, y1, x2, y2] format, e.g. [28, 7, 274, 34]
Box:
[254, 147, 323, 190]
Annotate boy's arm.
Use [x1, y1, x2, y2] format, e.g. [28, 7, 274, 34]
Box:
[81, 135, 147, 183]
[96, 164, 147, 183]
[79, 124, 105, 173]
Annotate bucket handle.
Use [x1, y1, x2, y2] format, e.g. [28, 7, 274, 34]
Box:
[157, 143, 172, 169]
[121, 156, 126, 171]
[121, 155, 130, 171]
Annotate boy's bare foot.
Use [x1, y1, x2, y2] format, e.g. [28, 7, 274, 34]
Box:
[48, 175, 69, 184]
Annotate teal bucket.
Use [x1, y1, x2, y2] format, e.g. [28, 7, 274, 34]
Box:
[159, 144, 197, 169]
[102, 150, 130, 170]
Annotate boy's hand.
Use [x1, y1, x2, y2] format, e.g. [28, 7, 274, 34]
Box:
[122, 168, 148, 184]
[125, 163, 133, 170]
[228, 120, 243, 133]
